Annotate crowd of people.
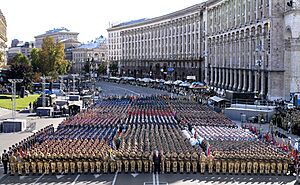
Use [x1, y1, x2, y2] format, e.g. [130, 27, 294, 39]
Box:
[2, 95, 295, 176]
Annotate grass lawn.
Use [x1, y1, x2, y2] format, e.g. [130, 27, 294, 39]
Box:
[0, 94, 40, 111]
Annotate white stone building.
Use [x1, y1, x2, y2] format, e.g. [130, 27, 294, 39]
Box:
[72, 36, 108, 74]
[0, 9, 7, 66]
[107, 0, 300, 101]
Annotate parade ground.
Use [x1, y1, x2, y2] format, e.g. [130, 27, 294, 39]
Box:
[0, 171, 297, 185]
[0, 81, 298, 185]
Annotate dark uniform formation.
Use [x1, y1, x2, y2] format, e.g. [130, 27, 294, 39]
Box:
[3, 96, 295, 176]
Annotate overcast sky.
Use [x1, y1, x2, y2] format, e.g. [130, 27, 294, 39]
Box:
[1, 0, 205, 44]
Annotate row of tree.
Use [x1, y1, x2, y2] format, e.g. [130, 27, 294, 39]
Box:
[7, 37, 70, 88]
[83, 59, 118, 76]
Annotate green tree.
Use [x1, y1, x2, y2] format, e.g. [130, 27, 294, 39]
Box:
[30, 48, 40, 72]
[109, 63, 118, 76]
[97, 64, 107, 75]
[84, 59, 91, 74]
[54, 42, 70, 75]
[38, 36, 70, 79]
[7, 53, 33, 89]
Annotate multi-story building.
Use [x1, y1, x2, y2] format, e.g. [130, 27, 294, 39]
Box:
[72, 36, 108, 74]
[108, 0, 300, 101]
[0, 9, 7, 66]
[34, 27, 79, 49]
[108, 12, 205, 81]
[7, 41, 35, 61]
[34, 27, 80, 62]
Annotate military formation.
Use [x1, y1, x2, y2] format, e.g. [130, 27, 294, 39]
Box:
[4, 96, 295, 176]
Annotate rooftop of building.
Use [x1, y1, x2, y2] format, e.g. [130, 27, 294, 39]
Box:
[46, 27, 70, 34]
[107, 2, 206, 31]
[9, 41, 34, 49]
[77, 35, 107, 49]
[111, 18, 147, 28]
[35, 27, 79, 38]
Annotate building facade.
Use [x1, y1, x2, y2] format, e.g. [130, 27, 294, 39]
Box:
[108, 8, 206, 81]
[34, 27, 79, 49]
[72, 36, 108, 74]
[108, 0, 300, 101]
[7, 41, 35, 62]
[0, 9, 7, 67]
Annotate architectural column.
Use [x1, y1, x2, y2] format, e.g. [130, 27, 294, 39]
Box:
[214, 39, 218, 86]
[244, 0, 247, 25]
[254, 31, 259, 93]
[210, 40, 214, 85]
[243, 69, 247, 91]
[242, 35, 247, 91]
[255, 0, 259, 21]
[238, 34, 242, 91]
[181, 23, 184, 58]
[210, 66, 214, 86]
[222, 37, 226, 88]
[229, 36, 233, 89]
[262, 0, 265, 19]
[233, 38, 238, 90]
[260, 29, 265, 96]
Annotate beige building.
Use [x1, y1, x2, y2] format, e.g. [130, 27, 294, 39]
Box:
[108, 0, 300, 101]
[34, 27, 79, 49]
[72, 36, 108, 74]
[0, 9, 7, 66]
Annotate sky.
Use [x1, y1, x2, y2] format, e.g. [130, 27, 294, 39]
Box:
[1, 0, 205, 44]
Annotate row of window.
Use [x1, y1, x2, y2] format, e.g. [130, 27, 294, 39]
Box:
[208, 0, 269, 34]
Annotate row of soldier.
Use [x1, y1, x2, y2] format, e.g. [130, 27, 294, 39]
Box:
[7, 148, 291, 176]
[4, 96, 295, 176]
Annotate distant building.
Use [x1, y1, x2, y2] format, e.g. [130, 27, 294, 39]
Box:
[107, 0, 300, 101]
[71, 35, 108, 74]
[0, 9, 7, 66]
[7, 41, 35, 62]
[34, 27, 79, 49]
[34, 27, 80, 61]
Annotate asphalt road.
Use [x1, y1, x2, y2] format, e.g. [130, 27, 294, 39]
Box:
[0, 82, 298, 185]
[0, 171, 296, 185]
[97, 81, 172, 97]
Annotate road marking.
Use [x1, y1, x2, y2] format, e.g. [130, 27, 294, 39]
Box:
[131, 172, 139, 178]
[94, 174, 101, 178]
[56, 174, 64, 179]
[153, 172, 155, 185]
[113, 86, 140, 95]
[71, 174, 80, 185]
[156, 172, 159, 185]
[112, 171, 118, 185]
[32, 173, 44, 184]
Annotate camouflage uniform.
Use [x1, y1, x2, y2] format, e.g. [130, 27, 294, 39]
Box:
[178, 152, 185, 173]
[200, 153, 206, 174]
[165, 152, 171, 173]
[191, 152, 198, 173]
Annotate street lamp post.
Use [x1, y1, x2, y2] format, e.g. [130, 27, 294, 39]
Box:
[70, 74, 76, 93]
[8, 79, 23, 119]
[40, 76, 51, 107]
[255, 43, 265, 100]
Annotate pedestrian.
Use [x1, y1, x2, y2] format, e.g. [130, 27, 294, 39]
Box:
[2, 150, 9, 174]
[153, 150, 161, 174]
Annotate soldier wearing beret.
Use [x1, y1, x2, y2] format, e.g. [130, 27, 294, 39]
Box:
[191, 151, 199, 173]
[200, 152, 206, 174]
[165, 151, 171, 173]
